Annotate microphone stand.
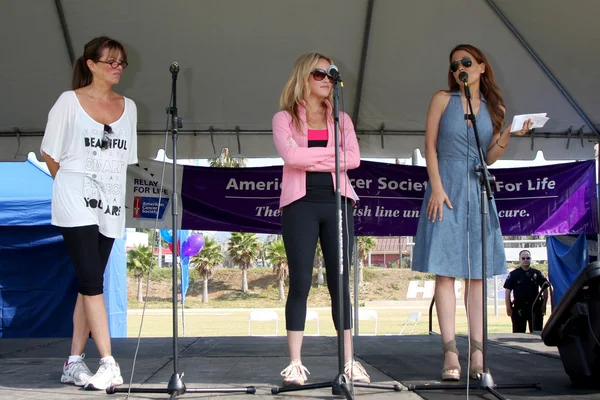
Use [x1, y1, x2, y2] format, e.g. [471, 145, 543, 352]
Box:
[107, 63, 256, 399]
[271, 71, 401, 398]
[531, 281, 550, 332]
[408, 76, 540, 399]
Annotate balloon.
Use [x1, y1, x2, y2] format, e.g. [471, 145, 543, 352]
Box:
[160, 229, 173, 244]
[181, 241, 194, 257]
[167, 239, 180, 255]
[182, 233, 205, 257]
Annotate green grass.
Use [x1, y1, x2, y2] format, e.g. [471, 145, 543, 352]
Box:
[125, 266, 533, 337]
[127, 306, 514, 338]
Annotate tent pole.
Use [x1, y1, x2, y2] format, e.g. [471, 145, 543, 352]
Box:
[351, 0, 375, 127]
[594, 143, 600, 260]
[353, 237, 359, 337]
[485, 0, 599, 136]
[53, 0, 75, 67]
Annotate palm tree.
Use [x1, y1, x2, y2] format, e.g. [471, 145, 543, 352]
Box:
[314, 241, 324, 287]
[126, 245, 156, 302]
[209, 147, 247, 168]
[356, 236, 377, 285]
[266, 237, 288, 300]
[190, 236, 224, 303]
[228, 232, 261, 293]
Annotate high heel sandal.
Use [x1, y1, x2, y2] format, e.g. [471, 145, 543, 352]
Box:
[441, 339, 461, 381]
[469, 339, 485, 380]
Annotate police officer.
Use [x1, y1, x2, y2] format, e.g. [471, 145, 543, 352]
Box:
[504, 250, 550, 333]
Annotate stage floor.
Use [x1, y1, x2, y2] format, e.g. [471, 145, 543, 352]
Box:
[0, 333, 595, 399]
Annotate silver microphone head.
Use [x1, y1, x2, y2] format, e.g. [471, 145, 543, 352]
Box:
[327, 64, 340, 79]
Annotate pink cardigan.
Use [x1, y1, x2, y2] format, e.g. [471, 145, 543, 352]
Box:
[272, 102, 361, 209]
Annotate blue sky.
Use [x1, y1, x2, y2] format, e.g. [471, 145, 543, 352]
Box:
[153, 148, 568, 169]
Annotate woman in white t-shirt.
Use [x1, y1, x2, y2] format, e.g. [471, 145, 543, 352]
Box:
[40, 36, 138, 391]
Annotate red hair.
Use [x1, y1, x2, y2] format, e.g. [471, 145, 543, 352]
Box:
[448, 44, 505, 135]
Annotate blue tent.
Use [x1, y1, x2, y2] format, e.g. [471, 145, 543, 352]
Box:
[547, 234, 598, 307]
[0, 160, 127, 338]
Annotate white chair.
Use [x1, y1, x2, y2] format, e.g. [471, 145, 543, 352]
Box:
[305, 309, 320, 336]
[358, 309, 378, 335]
[399, 311, 422, 335]
[248, 310, 278, 336]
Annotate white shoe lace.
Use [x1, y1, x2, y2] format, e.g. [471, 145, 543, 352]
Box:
[65, 354, 92, 379]
[87, 361, 118, 389]
[280, 360, 310, 383]
[344, 359, 370, 382]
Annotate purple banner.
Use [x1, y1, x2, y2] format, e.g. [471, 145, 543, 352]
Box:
[181, 160, 598, 236]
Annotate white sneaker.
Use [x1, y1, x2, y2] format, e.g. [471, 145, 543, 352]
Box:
[280, 360, 310, 386]
[84, 360, 123, 390]
[61, 355, 93, 386]
[344, 359, 371, 383]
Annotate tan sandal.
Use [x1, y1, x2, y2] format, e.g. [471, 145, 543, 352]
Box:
[469, 340, 485, 380]
[441, 339, 461, 381]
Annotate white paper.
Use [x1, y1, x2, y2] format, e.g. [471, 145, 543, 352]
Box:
[510, 113, 549, 132]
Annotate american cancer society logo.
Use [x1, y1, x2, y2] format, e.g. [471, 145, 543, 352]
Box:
[133, 196, 169, 219]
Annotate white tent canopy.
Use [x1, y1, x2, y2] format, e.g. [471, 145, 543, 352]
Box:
[1, 0, 598, 161]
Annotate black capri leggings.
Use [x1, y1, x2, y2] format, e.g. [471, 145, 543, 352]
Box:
[60, 225, 114, 296]
[282, 199, 354, 331]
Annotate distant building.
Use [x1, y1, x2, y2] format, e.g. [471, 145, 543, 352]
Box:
[368, 237, 410, 268]
[125, 230, 148, 249]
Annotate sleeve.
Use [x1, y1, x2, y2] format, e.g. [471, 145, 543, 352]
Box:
[306, 112, 361, 172]
[40, 92, 73, 163]
[272, 111, 335, 168]
[503, 271, 514, 290]
[127, 99, 138, 165]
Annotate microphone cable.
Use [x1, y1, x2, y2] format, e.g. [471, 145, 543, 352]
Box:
[124, 82, 174, 399]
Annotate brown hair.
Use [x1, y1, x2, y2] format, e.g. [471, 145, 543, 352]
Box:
[72, 36, 128, 90]
[279, 53, 334, 133]
[447, 44, 505, 135]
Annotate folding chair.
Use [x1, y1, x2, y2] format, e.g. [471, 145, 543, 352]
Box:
[358, 309, 378, 335]
[305, 309, 320, 336]
[248, 310, 278, 336]
[399, 311, 422, 335]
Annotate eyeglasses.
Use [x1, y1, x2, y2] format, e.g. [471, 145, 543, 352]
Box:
[98, 60, 129, 69]
[450, 57, 472, 73]
[311, 68, 333, 83]
[101, 124, 113, 150]
[521, 257, 531, 260]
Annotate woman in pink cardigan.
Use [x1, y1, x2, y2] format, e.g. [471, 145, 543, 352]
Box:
[272, 53, 368, 386]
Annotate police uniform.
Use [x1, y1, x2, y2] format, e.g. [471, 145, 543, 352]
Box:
[504, 267, 548, 333]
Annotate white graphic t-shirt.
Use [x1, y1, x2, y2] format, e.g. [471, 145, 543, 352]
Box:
[41, 91, 138, 238]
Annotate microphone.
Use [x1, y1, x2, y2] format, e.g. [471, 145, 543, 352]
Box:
[169, 62, 180, 75]
[327, 65, 342, 82]
[459, 71, 471, 100]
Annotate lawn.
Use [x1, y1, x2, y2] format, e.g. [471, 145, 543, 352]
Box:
[125, 266, 535, 337]
[127, 306, 514, 337]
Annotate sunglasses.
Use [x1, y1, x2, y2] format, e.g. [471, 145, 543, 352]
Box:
[101, 124, 113, 150]
[521, 257, 531, 260]
[450, 57, 472, 73]
[311, 68, 333, 83]
[98, 60, 129, 69]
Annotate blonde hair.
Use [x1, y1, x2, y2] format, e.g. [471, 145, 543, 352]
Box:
[279, 53, 334, 133]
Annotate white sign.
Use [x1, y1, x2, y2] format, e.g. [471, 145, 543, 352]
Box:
[125, 159, 183, 229]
